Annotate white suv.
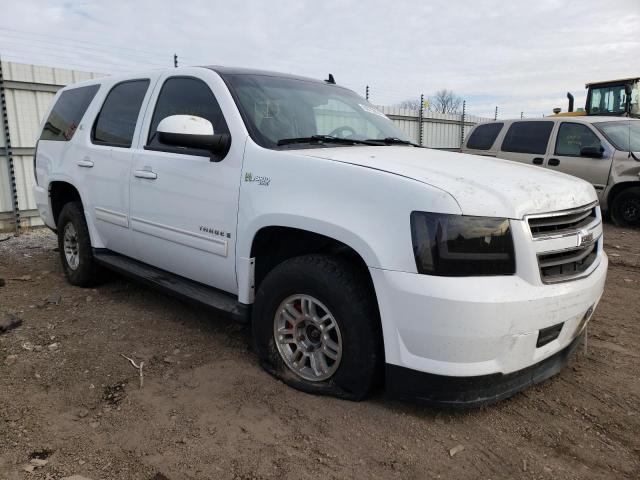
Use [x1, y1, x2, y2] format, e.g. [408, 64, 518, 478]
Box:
[33, 67, 607, 407]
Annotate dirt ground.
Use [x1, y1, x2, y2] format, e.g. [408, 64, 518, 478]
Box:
[0, 224, 638, 480]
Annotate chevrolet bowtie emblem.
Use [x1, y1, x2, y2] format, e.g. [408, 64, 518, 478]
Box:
[577, 229, 594, 247]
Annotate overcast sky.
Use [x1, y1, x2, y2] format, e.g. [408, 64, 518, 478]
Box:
[1, 0, 638, 118]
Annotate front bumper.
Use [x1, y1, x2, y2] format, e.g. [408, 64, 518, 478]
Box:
[370, 251, 607, 405]
[386, 331, 585, 408]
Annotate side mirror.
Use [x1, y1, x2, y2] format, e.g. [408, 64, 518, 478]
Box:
[157, 115, 230, 160]
[580, 145, 604, 158]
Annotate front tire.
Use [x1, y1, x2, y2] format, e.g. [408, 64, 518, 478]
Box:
[611, 187, 640, 228]
[57, 201, 105, 286]
[252, 254, 383, 400]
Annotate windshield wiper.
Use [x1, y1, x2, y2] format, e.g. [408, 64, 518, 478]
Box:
[277, 135, 378, 146]
[364, 137, 421, 147]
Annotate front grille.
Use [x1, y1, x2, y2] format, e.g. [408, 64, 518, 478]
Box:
[528, 202, 601, 283]
[528, 203, 597, 239]
[538, 240, 599, 283]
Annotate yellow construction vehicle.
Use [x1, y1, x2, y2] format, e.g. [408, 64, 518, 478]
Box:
[553, 77, 639, 118]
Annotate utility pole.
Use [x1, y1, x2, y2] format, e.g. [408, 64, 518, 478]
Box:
[0, 56, 20, 235]
[520, 111, 524, 119]
[173, 54, 178, 68]
[418, 94, 424, 146]
[365, 85, 369, 101]
[494, 106, 498, 120]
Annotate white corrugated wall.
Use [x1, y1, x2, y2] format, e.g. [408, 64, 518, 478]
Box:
[0, 61, 103, 231]
[379, 106, 492, 149]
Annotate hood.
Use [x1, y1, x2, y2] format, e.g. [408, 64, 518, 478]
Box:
[295, 146, 597, 219]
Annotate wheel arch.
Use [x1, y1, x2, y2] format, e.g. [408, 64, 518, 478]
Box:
[607, 181, 640, 226]
[607, 181, 640, 210]
[49, 180, 83, 228]
[248, 223, 378, 294]
[48, 179, 103, 248]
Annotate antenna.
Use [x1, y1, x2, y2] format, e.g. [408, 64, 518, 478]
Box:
[325, 73, 335, 84]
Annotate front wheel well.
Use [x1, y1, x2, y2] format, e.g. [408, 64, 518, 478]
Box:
[250, 226, 372, 293]
[49, 181, 82, 227]
[607, 181, 640, 210]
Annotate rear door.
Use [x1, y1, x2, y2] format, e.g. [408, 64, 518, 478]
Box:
[80, 78, 154, 256]
[496, 121, 554, 167]
[545, 121, 613, 195]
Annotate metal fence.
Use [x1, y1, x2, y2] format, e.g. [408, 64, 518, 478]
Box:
[0, 60, 103, 232]
[0, 60, 493, 233]
[378, 105, 492, 149]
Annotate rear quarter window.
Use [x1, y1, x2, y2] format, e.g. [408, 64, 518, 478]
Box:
[501, 121, 554, 155]
[466, 123, 503, 150]
[40, 84, 100, 141]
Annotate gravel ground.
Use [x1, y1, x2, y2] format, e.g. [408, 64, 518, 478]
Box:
[0, 224, 639, 480]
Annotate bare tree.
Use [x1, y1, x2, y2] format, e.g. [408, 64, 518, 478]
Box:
[429, 89, 462, 114]
[396, 98, 421, 111]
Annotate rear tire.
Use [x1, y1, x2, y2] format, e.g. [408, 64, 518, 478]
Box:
[610, 187, 640, 228]
[57, 201, 105, 286]
[252, 254, 382, 400]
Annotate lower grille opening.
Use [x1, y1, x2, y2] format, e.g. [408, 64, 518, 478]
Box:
[538, 241, 599, 283]
[537, 323, 564, 348]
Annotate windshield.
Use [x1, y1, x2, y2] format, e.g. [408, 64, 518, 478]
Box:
[588, 84, 631, 116]
[594, 120, 640, 152]
[221, 73, 410, 149]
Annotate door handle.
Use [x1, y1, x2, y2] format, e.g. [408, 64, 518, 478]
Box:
[77, 157, 94, 168]
[134, 169, 158, 180]
[548, 158, 560, 166]
[532, 157, 544, 165]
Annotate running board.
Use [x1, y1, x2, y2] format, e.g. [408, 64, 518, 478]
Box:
[93, 250, 250, 323]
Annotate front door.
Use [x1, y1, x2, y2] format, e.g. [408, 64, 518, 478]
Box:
[545, 122, 613, 197]
[129, 73, 242, 294]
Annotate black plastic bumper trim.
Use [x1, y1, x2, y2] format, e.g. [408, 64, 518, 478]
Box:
[536, 322, 564, 347]
[385, 332, 584, 409]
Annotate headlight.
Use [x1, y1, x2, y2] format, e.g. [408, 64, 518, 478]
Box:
[410, 212, 515, 276]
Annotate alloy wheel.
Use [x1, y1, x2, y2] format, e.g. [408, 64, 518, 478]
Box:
[273, 294, 343, 382]
[63, 222, 80, 270]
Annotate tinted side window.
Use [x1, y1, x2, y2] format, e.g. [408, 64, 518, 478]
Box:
[501, 121, 554, 155]
[554, 123, 601, 157]
[40, 84, 100, 141]
[148, 77, 229, 155]
[466, 123, 503, 150]
[92, 80, 150, 148]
